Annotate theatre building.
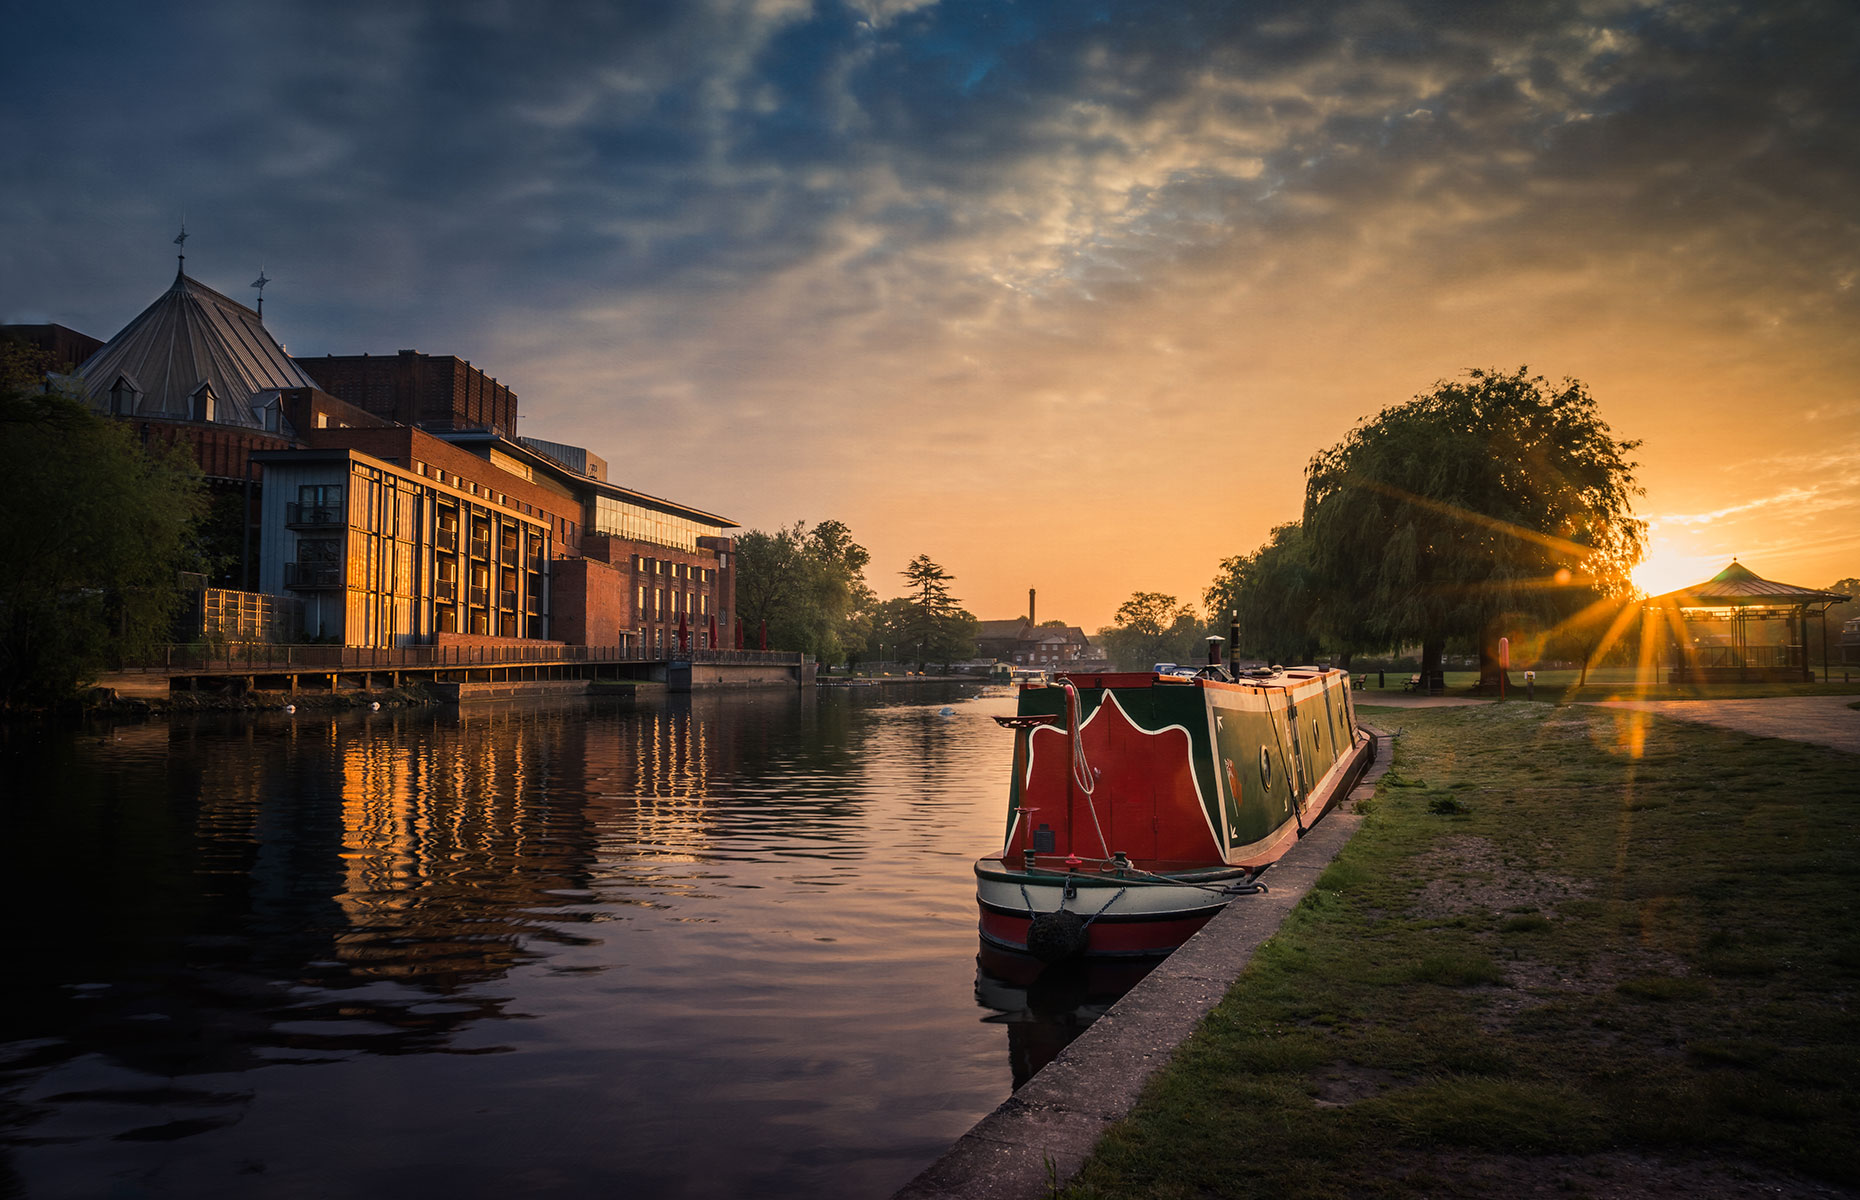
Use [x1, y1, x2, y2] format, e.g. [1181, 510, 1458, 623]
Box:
[254, 422, 736, 652]
[47, 259, 737, 652]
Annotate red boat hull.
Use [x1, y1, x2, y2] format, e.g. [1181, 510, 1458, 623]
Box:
[977, 902, 1225, 958]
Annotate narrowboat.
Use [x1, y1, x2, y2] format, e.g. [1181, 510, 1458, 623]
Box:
[976, 665, 1373, 960]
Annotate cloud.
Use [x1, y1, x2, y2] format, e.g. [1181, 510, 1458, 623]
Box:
[4, 0, 1857, 622]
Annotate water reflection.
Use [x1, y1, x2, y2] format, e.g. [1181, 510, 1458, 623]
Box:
[1, 686, 1126, 1199]
[972, 947, 1160, 1089]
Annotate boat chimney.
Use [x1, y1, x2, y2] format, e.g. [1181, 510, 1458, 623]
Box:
[1029, 588, 1036, 626]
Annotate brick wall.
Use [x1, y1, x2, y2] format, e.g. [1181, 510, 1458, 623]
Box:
[551, 557, 628, 647]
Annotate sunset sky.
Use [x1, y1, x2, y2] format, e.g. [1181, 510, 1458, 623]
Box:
[5, 0, 1856, 630]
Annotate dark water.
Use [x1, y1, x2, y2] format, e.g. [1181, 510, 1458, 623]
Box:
[0, 684, 1130, 1200]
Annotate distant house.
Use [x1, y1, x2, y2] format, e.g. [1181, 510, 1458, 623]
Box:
[974, 617, 1097, 667]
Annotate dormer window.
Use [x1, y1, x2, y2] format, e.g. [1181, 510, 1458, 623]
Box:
[189, 381, 216, 423]
[107, 373, 142, 416]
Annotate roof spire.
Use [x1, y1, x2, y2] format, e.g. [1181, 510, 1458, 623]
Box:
[173, 219, 188, 275]
[251, 266, 270, 321]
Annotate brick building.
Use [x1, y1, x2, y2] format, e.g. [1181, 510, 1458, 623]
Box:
[296, 350, 519, 439]
[36, 261, 737, 651]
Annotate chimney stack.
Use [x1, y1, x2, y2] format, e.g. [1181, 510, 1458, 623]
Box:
[1029, 588, 1036, 626]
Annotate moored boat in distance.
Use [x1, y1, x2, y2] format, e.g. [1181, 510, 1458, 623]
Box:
[976, 664, 1374, 960]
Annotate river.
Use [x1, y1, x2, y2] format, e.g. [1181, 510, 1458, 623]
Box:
[0, 682, 1157, 1199]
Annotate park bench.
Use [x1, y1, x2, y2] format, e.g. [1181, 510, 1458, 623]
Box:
[1402, 673, 1423, 692]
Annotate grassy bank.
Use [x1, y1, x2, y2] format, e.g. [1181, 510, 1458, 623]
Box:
[1062, 704, 1859, 1199]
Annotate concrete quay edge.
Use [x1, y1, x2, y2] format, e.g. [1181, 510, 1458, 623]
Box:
[892, 729, 1395, 1200]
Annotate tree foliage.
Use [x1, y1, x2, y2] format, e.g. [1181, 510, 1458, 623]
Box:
[1302, 367, 1645, 680]
[896, 554, 976, 668]
[1205, 523, 1324, 665]
[0, 389, 208, 706]
[1096, 591, 1206, 670]
[732, 519, 872, 663]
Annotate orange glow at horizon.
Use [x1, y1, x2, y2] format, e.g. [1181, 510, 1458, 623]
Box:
[1630, 541, 1735, 600]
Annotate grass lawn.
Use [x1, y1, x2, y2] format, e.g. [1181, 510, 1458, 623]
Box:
[1061, 704, 1860, 1199]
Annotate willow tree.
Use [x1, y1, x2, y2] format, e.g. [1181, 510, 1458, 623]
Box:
[1205, 523, 1325, 667]
[1303, 368, 1645, 685]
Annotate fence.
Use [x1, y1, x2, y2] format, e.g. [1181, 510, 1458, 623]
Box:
[122, 643, 807, 674]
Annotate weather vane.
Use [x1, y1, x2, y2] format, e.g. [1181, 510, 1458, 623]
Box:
[251, 266, 270, 320]
[173, 219, 188, 271]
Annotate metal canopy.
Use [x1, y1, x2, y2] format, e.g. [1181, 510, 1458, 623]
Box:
[1646, 560, 1850, 682]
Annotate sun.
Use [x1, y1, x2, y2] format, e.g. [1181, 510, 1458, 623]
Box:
[1631, 544, 1726, 598]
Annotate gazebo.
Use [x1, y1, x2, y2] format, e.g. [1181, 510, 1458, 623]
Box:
[1646, 561, 1849, 683]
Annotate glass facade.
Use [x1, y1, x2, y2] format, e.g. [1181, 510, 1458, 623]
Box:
[591, 496, 728, 553]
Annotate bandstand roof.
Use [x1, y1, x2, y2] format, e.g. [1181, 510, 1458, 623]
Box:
[1648, 560, 1849, 610]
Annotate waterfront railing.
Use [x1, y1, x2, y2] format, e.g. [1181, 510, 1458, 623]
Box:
[123, 643, 808, 674]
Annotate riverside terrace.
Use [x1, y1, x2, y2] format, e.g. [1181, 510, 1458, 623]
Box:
[93, 643, 815, 702]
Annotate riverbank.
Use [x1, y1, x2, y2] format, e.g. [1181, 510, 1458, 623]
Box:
[1051, 702, 1859, 1199]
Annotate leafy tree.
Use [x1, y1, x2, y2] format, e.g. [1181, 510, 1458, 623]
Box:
[1810, 577, 1858, 667]
[1205, 523, 1326, 666]
[1096, 592, 1207, 671]
[0, 389, 208, 707]
[897, 554, 976, 669]
[0, 335, 56, 395]
[733, 519, 872, 663]
[1303, 367, 1645, 685]
[866, 596, 918, 667]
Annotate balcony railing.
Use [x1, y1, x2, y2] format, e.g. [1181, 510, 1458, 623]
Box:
[500, 590, 519, 610]
[468, 585, 490, 608]
[285, 503, 344, 529]
[435, 578, 457, 602]
[436, 527, 459, 553]
[283, 562, 343, 590]
[469, 538, 491, 560]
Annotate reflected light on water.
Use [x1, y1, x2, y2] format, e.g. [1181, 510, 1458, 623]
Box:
[0, 684, 1147, 1200]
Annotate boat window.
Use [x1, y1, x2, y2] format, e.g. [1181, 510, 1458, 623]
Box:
[1258, 745, 1274, 790]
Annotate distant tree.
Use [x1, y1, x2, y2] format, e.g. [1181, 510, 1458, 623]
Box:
[1205, 523, 1327, 666]
[0, 335, 56, 395]
[1810, 577, 1859, 666]
[0, 389, 208, 707]
[733, 519, 872, 663]
[1303, 368, 1645, 685]
[898, 555, 976, 669]
[1097, 592, 1206, 670]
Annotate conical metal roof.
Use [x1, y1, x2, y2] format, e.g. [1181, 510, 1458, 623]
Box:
[74, 269, 318, 429]
[1651, 560, 1849, 607]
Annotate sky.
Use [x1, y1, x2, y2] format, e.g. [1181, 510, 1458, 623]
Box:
[4, 0, 1857, 630]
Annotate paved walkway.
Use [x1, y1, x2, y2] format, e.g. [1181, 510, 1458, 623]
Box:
[1588, 694, 1860, 755]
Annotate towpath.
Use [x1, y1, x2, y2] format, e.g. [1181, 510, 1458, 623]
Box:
[893, 732, 1396, 1200]
[1588, 694, 1860, 754]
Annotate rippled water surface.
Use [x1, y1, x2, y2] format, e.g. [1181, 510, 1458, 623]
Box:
[0, 684, 1097, 1199]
